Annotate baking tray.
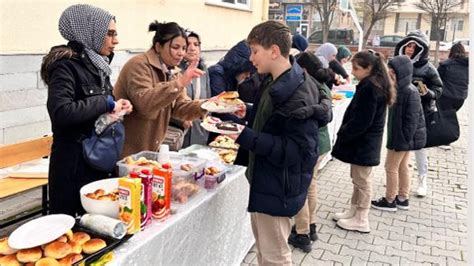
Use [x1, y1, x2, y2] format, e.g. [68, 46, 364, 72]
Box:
[72, 221, 133, 266]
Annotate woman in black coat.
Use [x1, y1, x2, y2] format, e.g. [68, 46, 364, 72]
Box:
[437, 42, 469, 111]
[331, 51, 395, 233]
[41, 4, 132, 216]
[371, 55, 426, 212]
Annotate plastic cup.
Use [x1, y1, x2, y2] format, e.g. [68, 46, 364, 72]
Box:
[204, 175, 218, 191]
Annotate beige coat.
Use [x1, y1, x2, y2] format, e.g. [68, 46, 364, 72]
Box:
[114, 48, 206, 157]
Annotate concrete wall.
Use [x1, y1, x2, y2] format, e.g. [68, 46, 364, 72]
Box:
[0, 0, 268, 145]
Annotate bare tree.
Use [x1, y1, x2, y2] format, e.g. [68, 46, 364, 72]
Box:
[311, 0, 338, 43]
[358, 0, 396, 47]
[414, 0, 462, 65]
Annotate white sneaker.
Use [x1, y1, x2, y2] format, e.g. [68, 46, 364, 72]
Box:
[416, 174, 427, 197]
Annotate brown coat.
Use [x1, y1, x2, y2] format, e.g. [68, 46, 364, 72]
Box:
[114, 48, 206, 157]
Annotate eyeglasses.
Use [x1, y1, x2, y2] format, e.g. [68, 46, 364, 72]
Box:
[106, 30, 118, 38]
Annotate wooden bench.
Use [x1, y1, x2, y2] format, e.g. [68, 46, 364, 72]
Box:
[0, 136, 52, 227]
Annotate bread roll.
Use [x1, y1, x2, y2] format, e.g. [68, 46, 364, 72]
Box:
[43, 242, 71, 259]
[0, 237, 17, 255]
[71, 232, 90, 245]
[16, 247, 42, 263]
[0, 254, 21, 266]
[55, 236, 67, 243]
[58, 253, 83, 266]
[35, 257, 59, 266]
[82, 239, 106, 254]
[64, 230, 73, 242]
[68, 241, 82, 255]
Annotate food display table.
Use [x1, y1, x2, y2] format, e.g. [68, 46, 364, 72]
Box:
[110, 165, 254, 265]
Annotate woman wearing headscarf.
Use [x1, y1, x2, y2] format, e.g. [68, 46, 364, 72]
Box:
[315, 42, 341, 89]
[114, 21, 207, 156]
[41, 4, 132, 216]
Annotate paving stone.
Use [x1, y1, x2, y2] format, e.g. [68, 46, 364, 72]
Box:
[321, 250, 352, 265]
[319, 224, 347, 239]
[385, 246, 415, 259]
[431, 246, 463, 261]
[415, 252, 447, 265]
[351, 256, 369, 266]
[378, 221, 403, 235]
[447, 256, 467, 265]
[339, 245, 370, 261]
[368, 251, 400, 265]
[431, 233, 460, 245]
[417, 238, 446, 249]
[356, 241, 385, 255]
[345, 231, 374, 245]
[312, 240, 342, 255]
[292, 248, 308, 265]
[373, 236, 402, 250]
[329, 235, 357, 249]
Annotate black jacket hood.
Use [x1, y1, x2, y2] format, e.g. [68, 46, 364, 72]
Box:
[394, 30, 430, 67]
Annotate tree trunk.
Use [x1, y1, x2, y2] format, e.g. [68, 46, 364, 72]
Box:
[363, 22, 376, 48]
[322, 22, 329, 43]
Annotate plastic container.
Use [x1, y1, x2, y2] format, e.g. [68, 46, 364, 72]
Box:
[204, 175, 218, 191]
[338, 90, 354, 98]
[117, 151, 180, 176]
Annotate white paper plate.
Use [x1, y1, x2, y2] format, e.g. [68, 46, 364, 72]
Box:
[8, 214, 75, 249]
[200, 122, 242, 135]
[201, 101, 239, 113]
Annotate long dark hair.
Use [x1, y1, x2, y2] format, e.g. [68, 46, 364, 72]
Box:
[352, 50, 396, 106]
[148, 21, 187, 48]
[449, 42, 467, 59]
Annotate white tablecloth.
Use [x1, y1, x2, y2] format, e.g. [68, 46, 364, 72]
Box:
[110, 165, 254, 266]
[319, 98, 352, 169]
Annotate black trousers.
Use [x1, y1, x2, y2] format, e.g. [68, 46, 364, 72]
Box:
[438, 96, 465, 112]
[48, 140, 110, 216]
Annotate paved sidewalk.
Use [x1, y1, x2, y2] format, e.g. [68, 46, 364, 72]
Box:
[242, 105, 468, 266]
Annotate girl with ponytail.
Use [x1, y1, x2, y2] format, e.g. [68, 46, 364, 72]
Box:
[331, 50, 394, 233]
[114, 21, 208, 156]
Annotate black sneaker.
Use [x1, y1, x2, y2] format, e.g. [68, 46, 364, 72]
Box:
[371, 197, 397, 212]
[395, 196, 409, 210]
[309, 223, 318, 241]
[288, 232, 312, 253]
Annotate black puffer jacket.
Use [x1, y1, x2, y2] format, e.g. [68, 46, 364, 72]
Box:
[387, 56, 426, 151]
[437, 57, 469, 100]
[331, 78, 388, 166]
[394, 30, 443, 117]
[237, 61, 331, 217]
[41, 41, 114, 216]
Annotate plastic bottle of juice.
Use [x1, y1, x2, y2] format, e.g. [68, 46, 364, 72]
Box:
[138, 169, 153, 228]
[151, 164, 172, 220]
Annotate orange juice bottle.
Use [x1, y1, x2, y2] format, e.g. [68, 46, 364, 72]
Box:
[118, 175, 141, 234]
[151, 164, 172, 220]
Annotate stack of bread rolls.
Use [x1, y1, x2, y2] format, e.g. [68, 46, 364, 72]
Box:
[0, 230, 107, 266]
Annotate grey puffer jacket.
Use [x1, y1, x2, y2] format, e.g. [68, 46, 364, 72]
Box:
[394, 30, 443, 116]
